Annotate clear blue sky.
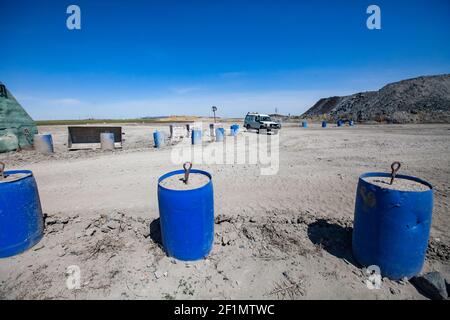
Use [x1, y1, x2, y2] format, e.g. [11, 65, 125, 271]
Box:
[1, 0, 449, 120]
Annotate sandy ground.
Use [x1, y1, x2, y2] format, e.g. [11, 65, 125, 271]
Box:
[0, 122, 449, 300]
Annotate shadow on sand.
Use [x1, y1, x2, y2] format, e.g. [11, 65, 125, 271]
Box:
[307, 218, 358, 267]
[149, 218, 163, 247]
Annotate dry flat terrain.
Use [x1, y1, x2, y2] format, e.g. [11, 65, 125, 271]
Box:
[0, 123, 449, 299]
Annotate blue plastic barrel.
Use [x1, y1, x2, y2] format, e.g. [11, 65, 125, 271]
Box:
[352, 172, 433, 280]
[302, 121, 308, 128]
[337, 120, 343, 127]
[322, 121, 327, 128]
[0, 170, 44, 258]
[153, 131, 165, 148]
[191, 130, 202, 145]
[230, 124, 239, 136]
[34, 134, 54, 154]
[215, 128, 224, 142]
[157, 169, 214, 261]
[349, 120, 354, 126]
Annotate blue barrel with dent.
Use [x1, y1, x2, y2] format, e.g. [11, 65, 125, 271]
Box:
[215, 128, 224, 142]
[0, 170, 44, 258]
[352, 172, 433, 280]
[157, 169, 214, 261]
[191, 130, 202, 145]
[153, 131, 165, 148]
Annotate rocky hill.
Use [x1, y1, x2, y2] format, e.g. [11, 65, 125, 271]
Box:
[302, 74, 450, 123]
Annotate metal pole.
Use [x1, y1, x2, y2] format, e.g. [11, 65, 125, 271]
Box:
[212, 106, 217, 123]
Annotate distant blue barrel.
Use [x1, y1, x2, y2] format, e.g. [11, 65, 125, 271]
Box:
[0, 170, 44, 258]
[153, 131, 165, 148]
[322, 121, 327, 128]
[349, 120, 354, 126]
[337, 120, 343, 127]
[191, 130, 202, 145]
[34, 134, 54, 154]
[230, 124, 239, 136]
[215, 128, 224, 142]
[352, 172, 433, 280]
[302, 121, 308, 128]
[158, 169, 214, 261]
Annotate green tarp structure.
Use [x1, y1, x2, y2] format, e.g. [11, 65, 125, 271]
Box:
[0, 82, 37, 152]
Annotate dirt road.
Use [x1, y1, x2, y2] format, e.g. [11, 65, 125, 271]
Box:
[0, 123, 449, 299]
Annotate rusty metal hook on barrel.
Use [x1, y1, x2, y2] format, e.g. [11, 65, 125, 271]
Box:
[183, 162, 193, 184]
[390, 161, 401, 185]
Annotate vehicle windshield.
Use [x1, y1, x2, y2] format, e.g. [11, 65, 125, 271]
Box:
[260, 116, 271, 121]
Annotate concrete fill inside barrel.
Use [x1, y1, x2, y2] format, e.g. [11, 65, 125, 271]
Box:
[363, 176, 431, 192]
[0, 172, 31, 183]
[159, 172, 210, 191]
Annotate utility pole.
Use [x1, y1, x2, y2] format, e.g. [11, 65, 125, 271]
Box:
[212, 106, 217, 123]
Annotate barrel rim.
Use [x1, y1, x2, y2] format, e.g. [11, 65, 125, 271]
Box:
[158, 169, 212, 193]
[0, 170, 33, 184]
[359, 172, 433, 193]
